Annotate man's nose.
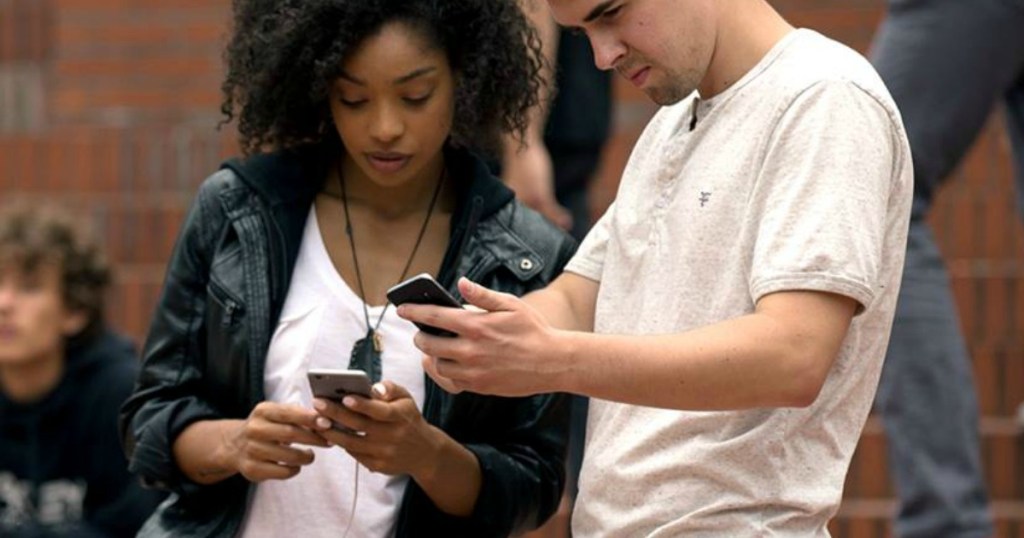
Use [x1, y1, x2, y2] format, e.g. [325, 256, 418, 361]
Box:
[589, 32, 626, 72]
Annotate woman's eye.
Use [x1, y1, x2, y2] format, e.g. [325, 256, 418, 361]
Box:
[404, 94, 431, 106]
[603, 5, 622, 19]
[339, 98, 366, 108]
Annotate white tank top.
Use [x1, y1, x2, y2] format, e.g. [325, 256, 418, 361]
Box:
[239, 205, 426, 538]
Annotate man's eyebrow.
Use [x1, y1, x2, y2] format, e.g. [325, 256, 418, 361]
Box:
[583, 0, 617, 23]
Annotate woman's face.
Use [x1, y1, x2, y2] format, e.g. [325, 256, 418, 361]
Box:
[329, 21, 455, 189]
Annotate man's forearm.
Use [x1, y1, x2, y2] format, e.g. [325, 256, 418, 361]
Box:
[523, 273, 597, 332]
[546, 293, 856, 410]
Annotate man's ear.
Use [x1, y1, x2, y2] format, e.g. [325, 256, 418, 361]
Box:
[61, 309, 90, 337]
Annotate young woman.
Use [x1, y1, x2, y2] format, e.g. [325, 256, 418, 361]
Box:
[119, 1, 575, 536]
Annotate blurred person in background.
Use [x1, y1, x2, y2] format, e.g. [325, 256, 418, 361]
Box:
[504, 2, 613, 243]
[118, 0, 575, 536]
[507, 3, 613, 536]
[870, 1, 1024, 536]
[0, 204, 163, 537]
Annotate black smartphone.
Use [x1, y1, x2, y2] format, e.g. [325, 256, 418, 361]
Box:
[386, 273, 462, 337]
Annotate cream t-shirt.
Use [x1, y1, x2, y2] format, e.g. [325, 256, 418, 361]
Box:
[566, 29, 912, 536]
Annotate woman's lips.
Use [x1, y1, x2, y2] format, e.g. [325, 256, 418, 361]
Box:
[366, 153, 411, 174]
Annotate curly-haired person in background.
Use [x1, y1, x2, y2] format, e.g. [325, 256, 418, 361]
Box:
[118, 1, 576, 537]
[0, 204, 164, 537]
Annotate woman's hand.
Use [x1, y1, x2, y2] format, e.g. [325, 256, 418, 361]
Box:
[313, 381, 482, 516]
[313, 381, 441, 479]
[229, 401, 330, 483]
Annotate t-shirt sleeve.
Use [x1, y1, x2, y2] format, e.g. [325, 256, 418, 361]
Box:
[748, 79, 901, 312]
[564, 200, 616, 282]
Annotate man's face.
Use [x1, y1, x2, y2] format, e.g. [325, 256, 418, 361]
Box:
[549, 0, 718, 105]
[0, 264, 84, 366]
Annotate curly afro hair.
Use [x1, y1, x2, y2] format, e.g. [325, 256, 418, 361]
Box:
[221, 0, 546, 156]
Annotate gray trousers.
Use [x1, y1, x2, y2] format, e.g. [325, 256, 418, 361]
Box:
[870, 0, 1024, 536]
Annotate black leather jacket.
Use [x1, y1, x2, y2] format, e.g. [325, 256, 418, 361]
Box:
[119, 145, 576, 537]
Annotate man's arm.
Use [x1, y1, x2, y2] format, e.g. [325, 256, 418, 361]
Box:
[401, 280, 856, 410]
[554, 290, 857, 409]
[522, 272, 598, 332]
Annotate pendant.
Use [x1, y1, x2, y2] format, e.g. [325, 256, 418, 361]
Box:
[372, 330, 383, 353]
[349, 328, 383, 383]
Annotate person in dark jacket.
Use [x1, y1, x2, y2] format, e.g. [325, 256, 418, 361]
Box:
[0, 204, 163, 537]
[118, 1, 575, 537]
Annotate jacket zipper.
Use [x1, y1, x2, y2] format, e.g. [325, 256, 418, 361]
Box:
[208, 280, 241, 328]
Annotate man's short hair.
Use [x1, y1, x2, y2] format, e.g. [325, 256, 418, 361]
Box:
[0, 203, 111, 347]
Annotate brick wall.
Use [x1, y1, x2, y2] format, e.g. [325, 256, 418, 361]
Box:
[1, 2, 1021, 536]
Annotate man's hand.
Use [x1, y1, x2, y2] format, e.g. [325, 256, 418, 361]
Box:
[503, 143, 573, 230]
[398, 278, 566, 396]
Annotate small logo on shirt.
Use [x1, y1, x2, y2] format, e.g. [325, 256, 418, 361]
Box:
[699, 191, 711, 207]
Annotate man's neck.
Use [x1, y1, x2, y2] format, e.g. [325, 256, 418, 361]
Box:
[699, 0, 795, 99]
[0, 350, 65, 404]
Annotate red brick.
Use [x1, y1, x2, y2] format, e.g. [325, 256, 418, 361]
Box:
[1003, 347, 1024, 419]
[854, 433, 891, 498]
[55, 18, 224, 49]
[989, 434, 1018, 499]
[54, 56, 220, 79]
[983, 278, 1010, 348]
[54, 0, 222, 8]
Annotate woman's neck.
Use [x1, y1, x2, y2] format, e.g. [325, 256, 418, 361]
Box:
[327, 153, 451, 219]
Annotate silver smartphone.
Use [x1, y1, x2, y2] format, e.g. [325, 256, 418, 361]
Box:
[307, 369, 372, 434]
[307, 368, 373, 400]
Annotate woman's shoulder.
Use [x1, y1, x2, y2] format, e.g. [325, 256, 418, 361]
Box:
[482, 199, 578, 276]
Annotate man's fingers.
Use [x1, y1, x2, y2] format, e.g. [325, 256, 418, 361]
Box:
[396, 303, 470, 335]
[458, 277, 521, 313]
[412, 330, 478, 364]
[422, 355, 463, 394]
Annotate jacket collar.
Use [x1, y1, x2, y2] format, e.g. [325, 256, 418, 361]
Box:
[220, 144, 327, 207]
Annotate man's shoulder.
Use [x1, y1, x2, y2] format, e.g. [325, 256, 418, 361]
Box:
[768, 30, 894, 112]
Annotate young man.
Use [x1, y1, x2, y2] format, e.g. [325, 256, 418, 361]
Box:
[400, 0, 913, 534]
[0, 205, 162, 537]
